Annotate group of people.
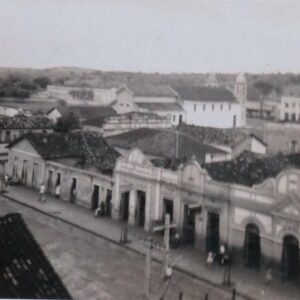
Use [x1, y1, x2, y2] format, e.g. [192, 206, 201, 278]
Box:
[38, 183, 61, 203]
[206, 244, 230, 266]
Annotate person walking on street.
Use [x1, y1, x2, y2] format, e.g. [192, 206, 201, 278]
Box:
[39, 183, 46, 203]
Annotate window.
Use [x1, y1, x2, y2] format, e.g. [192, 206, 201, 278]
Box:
[194, 104, 197, 112]
[229, 104, 231, 111]
[292, 103, 296, 108]
[285, 103, 289, 108]
[233, 115, 237, 127]
[212, 104, 214, 111]
[173, 115, 176, 122]
[120, 103, 124, 106]
[292, 113, 296, 122]
[220, 104, 223, 111]
[203, 104, 206, 111]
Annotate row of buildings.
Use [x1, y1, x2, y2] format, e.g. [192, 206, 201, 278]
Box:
[43, 73, 247, 128]
[5, 126, 300, 281]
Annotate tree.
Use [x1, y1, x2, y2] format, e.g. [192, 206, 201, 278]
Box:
[55, 112, 80, 132]
[33, 76, 51, 88]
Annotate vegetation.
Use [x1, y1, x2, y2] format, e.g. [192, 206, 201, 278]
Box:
[55, 112, 81, 132]
[0, 74, 52, 98]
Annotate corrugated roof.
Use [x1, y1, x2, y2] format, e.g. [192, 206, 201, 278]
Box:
[136, 102, 184, 112]
[0, 213, 72, 299]
[107, 128, 226, 164]
[173, 86, 237, 102]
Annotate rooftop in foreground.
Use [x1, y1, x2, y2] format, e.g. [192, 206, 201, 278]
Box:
[0, 213, 72, 299]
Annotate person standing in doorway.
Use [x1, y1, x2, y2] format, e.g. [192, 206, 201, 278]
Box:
[39, 183, 46, 203]
[55, 184, 60, 199]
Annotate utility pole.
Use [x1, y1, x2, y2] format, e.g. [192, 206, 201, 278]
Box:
[153, 214, 176, 277]
[145, 237, 153, 299]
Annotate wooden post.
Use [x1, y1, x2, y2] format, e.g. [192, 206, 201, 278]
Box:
[232, 288, 236, 300]
[204, 293, 209, 300]
[144, 238, 153, 299]
[178, 291, 183, 300]
[164, 214, 170, 276]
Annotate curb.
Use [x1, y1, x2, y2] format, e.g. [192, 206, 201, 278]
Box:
[2, 192, 257, 300]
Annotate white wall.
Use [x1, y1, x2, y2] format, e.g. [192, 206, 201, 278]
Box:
[183, 100, 242, 128]
[135, 96, 176, 103]
[279, 96, 300, 121]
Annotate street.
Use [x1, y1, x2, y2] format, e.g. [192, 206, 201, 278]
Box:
[0, 197, 236, 300]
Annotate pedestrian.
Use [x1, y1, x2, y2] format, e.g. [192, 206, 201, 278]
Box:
[206, 251, 214, 266]
[219, 244, 226, 265]
[4, 175, 9, 190]
[55, 184, 60, 199]
[265, 267, 272, 285]
[39, 183, 46, 203]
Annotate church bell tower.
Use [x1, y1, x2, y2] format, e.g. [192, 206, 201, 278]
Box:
[234, 73, 247, 127]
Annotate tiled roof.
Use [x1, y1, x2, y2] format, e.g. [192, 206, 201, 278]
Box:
[8, 131, 120, 173]
[178, 123, 263, 148]
[136, 102, 184, 112]
[58, 106, 117, 120]
[0, 115, 54, 129]
[173, 85, 237, 102]
[204, 151, 300, 186]
[107, 128, 226, 164]
[123, 83, 178, 98]
[0, 213, 72, 299]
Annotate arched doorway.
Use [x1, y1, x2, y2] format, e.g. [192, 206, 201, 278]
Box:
[244, 224, 261, 268]
[282, 235, 299, 280]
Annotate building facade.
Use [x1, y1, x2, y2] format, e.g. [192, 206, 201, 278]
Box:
[46, 85, 117, 106]
[175, 74, 243, 128]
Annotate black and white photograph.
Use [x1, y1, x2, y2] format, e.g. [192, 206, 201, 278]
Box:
[0, 1, 299, 299]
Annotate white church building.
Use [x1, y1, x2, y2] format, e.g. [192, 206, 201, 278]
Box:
[174, 73, 247, 128]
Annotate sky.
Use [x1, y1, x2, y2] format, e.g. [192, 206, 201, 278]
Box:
[0, 0, 300, 73]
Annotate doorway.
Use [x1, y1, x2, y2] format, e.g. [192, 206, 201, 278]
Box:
[136, 190, 146, 227]
[282, 235, 299, 280]
[244, 224, 261, 268]
[21, 160, 28, 185]
[163, 198, 174, 222]
[120, 191, 130, 222]
[206, 212, 220, 253]
[32, 163, 38, 188]
[183, 205, 196, 245]
[91, 185, 100, 211]
[105, 189, 112, 217]
[47, 170, 53, 191]
[70, 177, 77, 203]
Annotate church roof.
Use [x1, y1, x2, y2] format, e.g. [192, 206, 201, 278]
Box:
[119, 83, 178, 98]
[173, 86, 238, 103]
[107, 128, 226, 164]
[0, 213, 72, 299]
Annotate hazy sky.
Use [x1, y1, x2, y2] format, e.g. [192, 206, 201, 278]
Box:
[1, 0, 300, 73]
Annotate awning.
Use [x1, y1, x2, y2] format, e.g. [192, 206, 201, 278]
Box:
[188, 203, 202, 213]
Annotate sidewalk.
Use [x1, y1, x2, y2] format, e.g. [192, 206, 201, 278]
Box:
[2, 185, 300, 300]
